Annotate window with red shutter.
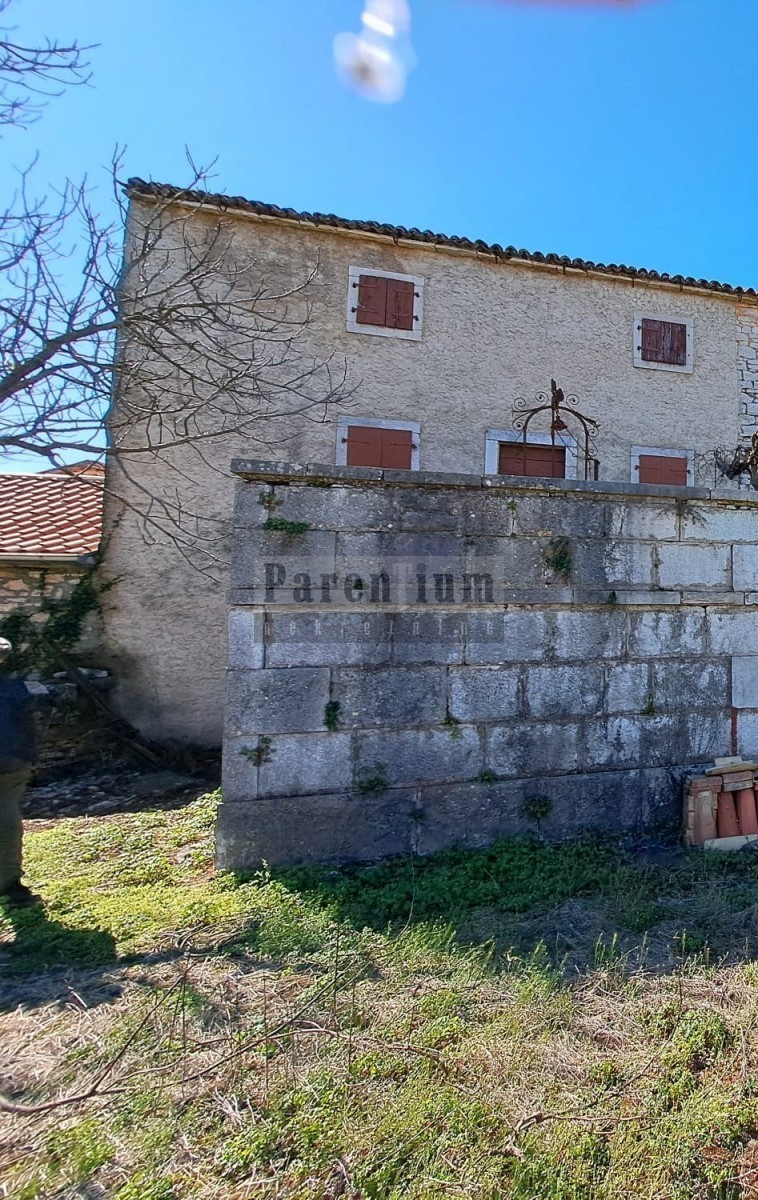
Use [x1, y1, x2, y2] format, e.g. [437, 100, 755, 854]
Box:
[344, 424, 415, 470]
[634, 313, 692, 372]
[499, 443, 566, 479]
[347, 267, 423, 340]
[641, 318, 687, 366]
[636, 454, 689, 486]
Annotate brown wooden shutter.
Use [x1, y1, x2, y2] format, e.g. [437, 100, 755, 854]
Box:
[346, 425, 385, 466]
[637, 454, 689, 486]
[345, 425, 414, 469]
[381, 427, 413, 468]
[355, 275, 388, 326]
[386, 278, 416, 331]
[641, 318, 688, 366]
[499, 443, 566, 479]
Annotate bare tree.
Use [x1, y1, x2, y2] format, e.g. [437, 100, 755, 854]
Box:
[0, 0, 90, 129]
[0, 4, 349, 563]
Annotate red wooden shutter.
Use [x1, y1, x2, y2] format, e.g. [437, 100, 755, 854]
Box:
[346, 425, 385, 466]
[380, 427, 413, 468]
[641, 318, 687, 366]
[345, 425, 414, 469]
[499, 443, 566, 479]
[355, 275, 388, 326]
[637, 454, 689, 486]
[386, 279, 415, 331]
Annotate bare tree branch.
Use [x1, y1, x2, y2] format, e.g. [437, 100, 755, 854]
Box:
[0, 0, 91, 129]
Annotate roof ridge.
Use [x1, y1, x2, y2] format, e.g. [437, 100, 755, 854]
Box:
[126, 177, 758, 301]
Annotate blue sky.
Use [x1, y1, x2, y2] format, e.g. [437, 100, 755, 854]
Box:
[0, 0, 751, 468]
[3, 0, 750, 279]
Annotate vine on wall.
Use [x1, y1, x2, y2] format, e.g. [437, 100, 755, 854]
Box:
[0, 568, 111, 674]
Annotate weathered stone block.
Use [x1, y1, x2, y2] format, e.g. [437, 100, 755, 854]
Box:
[227, 608, 264, 670]
[332, 666, 446, 728]
[225, 667, 330, 735]
[355, 726, 482, 786]
[657, 543, 731, 589]
[680, 504, 758, 543]
[605, 502, 679, 542]
[231, 531, 337, 598]
[449, 667, 520, 722]
[572, 541, 655, 589]
[392, 612, 465, 664]
[258, 732, 353, 797]
[239, 485, 397, 533]
[411, 781, 533, 852]
[684, 712, 731, 760]
[640, 715, 686, 767]
[463, 536, 545, 591]
[630, 611, 706, 658]
[708, 611, 758, 655]
[737, 711, 758, 758]
[525, 665, 604, 718]
[336, 530, 463, 578]
[266, 612, 393, 667]
[466, 610, 548, 664]
[732, 656, 758, 709]
[585, 717, 642, 768]
[215, 791, 419, 867]
[613, 590, 681, 607]
[732, 545, 758, 591]
[486, 721, 581, 777]
[221, 734, 259, 802]
[652, 660, 729, 711]
[553, 611, 626, 660]
[510, 494, 607, 539]
[681, 591, 735, 605]
[605, 662, 650, 713]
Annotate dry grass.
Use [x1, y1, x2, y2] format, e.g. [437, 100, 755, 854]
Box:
[2, 797, 758, 1198]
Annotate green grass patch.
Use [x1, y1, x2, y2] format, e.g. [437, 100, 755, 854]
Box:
[4, 796, 758, 1198]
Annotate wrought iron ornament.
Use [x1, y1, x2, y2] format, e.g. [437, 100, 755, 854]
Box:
[512, 379, 600, 480]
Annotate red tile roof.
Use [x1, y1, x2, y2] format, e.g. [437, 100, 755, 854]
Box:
[0, 467, 104, 557]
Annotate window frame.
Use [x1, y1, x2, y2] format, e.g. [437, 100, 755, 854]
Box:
[337, 415, 421, 470]
[346, 266, 425, 341]
[484, 429, 578, 480]
[631, 446, 695, 487]
[633, 312, 694, 374]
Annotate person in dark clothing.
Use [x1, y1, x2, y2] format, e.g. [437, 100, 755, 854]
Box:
[0, 637, 40, 905]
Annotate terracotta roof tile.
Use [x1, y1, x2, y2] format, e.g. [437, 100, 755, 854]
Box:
[127, 178, 758, 302]
[0, 468, 104, 557]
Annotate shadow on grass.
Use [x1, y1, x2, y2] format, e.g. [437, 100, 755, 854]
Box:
[0, 899, 118, 1007]
[260, 835, 758, 976]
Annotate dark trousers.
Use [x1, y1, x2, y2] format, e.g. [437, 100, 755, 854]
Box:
[0, 767, 31, 891]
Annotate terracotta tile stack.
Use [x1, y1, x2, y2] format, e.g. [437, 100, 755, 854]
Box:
[684, 757, 758, 850]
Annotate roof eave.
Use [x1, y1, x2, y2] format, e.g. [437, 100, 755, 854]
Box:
[125, 179, 758, 305]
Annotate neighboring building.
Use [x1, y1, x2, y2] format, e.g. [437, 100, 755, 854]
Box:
[0, 465, 104, 617]
[102, 180, 758, 746]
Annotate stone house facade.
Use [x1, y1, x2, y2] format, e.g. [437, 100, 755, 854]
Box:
[102, 181, 758, 746]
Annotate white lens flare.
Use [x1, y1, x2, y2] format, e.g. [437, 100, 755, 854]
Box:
[334, 1, 416, 104]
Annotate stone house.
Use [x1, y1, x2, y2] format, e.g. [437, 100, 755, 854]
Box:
[103, 180, 758, 747]
[0, 465, 103, 618]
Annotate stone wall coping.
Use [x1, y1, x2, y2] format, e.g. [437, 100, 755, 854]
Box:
[230, 459, 753, 506]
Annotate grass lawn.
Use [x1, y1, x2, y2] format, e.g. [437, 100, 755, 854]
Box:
[2, 793, 758, 1198]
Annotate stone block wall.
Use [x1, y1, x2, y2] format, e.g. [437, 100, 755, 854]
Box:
[218, 460, 758, 868]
